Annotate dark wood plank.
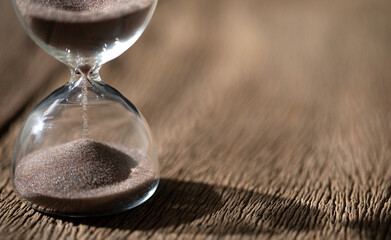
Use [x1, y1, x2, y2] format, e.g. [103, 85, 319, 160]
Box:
[1, 0, 391, 239]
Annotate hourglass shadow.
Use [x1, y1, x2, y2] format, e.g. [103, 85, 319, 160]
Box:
[63, 178, 325, 235]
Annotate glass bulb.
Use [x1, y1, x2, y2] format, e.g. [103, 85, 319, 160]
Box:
[13, 0, 157, 69]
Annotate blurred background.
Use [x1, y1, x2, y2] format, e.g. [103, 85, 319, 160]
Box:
[1, 0, 391, 238]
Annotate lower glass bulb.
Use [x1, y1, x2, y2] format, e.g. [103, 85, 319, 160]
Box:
[12, 76, 159, 217]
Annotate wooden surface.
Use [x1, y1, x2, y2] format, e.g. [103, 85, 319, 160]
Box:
[1, 0, 391, 239]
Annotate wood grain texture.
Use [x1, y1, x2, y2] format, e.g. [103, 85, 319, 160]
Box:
[1, 0, 391, 239]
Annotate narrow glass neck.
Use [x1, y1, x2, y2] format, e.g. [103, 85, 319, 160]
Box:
[69, 67, 102, 84]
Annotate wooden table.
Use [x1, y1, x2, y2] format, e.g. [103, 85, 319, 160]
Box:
[1, 0, 391, 239]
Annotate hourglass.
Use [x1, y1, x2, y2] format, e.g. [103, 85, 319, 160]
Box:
[11, 0, 159, 216]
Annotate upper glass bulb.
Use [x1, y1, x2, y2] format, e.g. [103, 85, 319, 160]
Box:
[13, 0, 157, 70]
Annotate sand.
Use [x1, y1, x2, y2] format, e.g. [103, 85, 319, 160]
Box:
[14, 138, 157, 214]
[17, 0, 154, 22]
